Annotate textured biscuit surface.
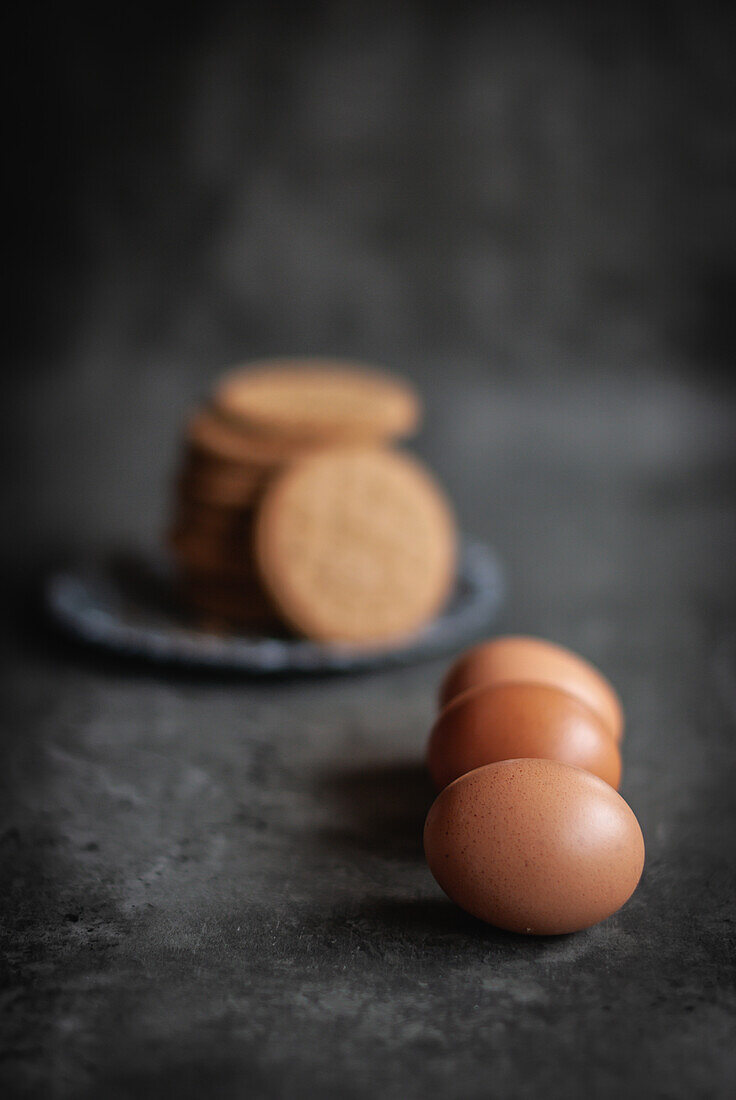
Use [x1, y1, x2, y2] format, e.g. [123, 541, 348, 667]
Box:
[255, 447, 456, 644]
[213, 360, 421, 443]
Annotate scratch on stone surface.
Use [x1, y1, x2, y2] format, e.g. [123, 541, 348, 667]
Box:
[119, 832, 228, 914]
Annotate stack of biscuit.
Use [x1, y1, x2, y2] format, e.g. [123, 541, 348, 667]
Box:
[167, 359, 457, 645]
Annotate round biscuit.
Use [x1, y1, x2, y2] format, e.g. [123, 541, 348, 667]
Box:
[254, 447, 456, 645]
[213, 360, 421, 443]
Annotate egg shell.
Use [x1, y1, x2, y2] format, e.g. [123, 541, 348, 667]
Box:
[423, 758, 644, 935]
[427, 681, 622, 790]
[439, 636, 624, 742]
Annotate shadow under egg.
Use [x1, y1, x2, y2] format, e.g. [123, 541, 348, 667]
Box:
[313, 760, 436, 861]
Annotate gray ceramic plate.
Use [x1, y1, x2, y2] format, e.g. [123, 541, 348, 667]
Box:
[45, 538, 503, 673]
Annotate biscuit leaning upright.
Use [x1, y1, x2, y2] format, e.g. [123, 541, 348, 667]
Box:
[254, 447, 457, 645]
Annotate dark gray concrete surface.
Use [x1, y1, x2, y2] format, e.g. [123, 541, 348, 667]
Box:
[3, 4, 735, 1097]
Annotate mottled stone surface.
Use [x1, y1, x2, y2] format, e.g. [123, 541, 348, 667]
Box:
[3, 4, 735, 1097]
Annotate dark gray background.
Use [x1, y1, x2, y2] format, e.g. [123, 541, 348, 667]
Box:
[3, 3, 735, 1097]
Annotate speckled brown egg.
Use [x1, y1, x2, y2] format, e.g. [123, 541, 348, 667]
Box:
[423, 758, 644, 934]
[439, 636, 624, 742]
[427, 681, 622, 790]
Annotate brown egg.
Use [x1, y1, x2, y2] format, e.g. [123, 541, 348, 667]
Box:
[427, 681, 622, 790]
[439, 636, 624, 742]
[423, 758, 644, 935]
